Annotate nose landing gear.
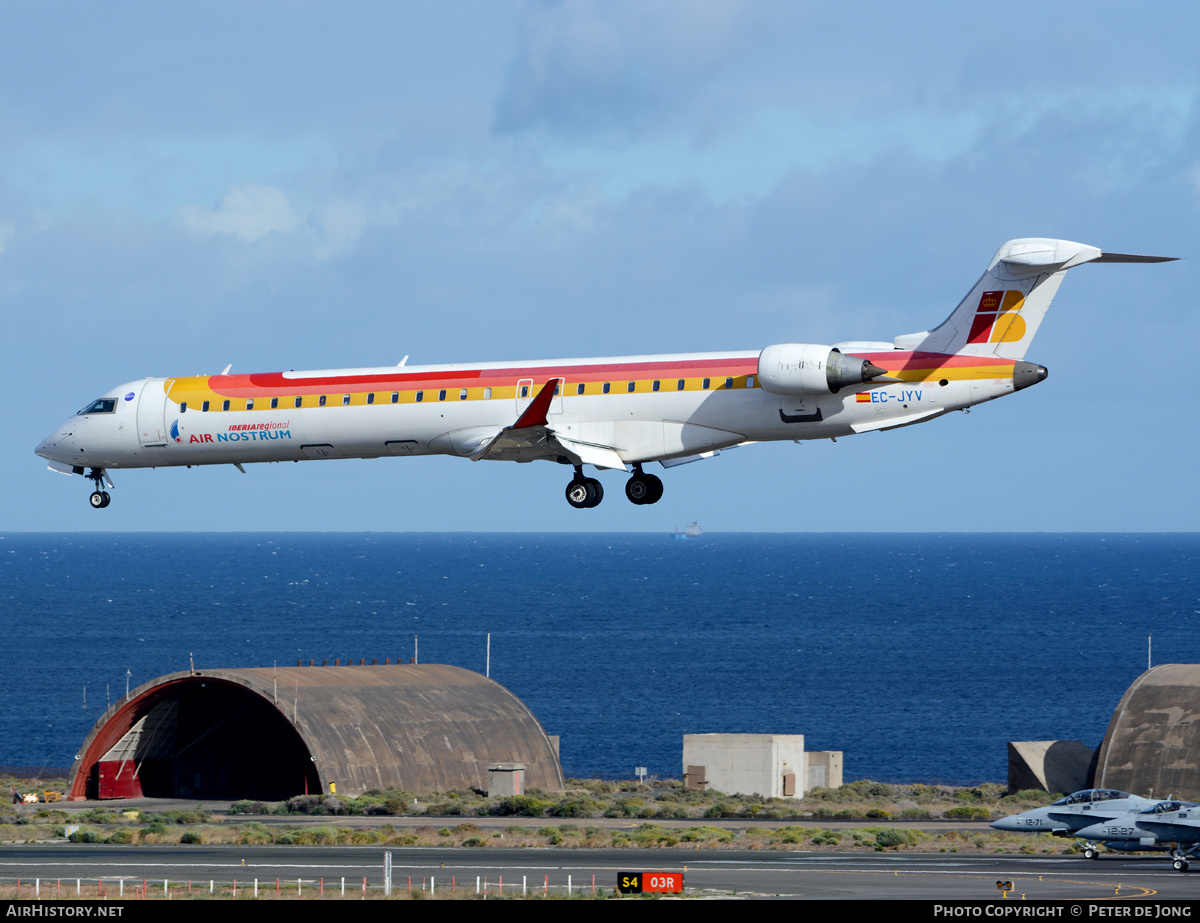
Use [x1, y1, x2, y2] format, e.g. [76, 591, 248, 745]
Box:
[86, 468, 112, 509]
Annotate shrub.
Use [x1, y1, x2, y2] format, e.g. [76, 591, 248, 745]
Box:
[491, 796, 550, 817]
[946, 806, 992, 821]
[874, 828, 921, 850]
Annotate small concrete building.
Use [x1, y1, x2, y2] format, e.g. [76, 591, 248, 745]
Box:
[682, 734, 842, 798]
[1005, 741, 1094, 795]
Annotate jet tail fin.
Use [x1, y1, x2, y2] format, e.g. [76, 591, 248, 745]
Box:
[894, 239, 1177, 360]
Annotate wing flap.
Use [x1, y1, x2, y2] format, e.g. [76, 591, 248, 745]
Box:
[552, 435, 627, 471]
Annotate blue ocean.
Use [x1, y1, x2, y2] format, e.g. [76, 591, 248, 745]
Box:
[1, 533, 1197, 784]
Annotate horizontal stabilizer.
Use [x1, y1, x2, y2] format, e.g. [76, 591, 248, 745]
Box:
[1093, 252, 1179, 263]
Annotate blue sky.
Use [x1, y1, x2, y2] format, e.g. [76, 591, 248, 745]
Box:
[4, 1, 1197, 531]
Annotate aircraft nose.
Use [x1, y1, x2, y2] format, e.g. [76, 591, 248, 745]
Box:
[990, 815, 1020, 831]
[35, 424, 75, 463]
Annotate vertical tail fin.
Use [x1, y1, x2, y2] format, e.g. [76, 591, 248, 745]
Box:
[893, 239, 1176, 359]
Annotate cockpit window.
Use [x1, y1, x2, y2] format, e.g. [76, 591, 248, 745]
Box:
[1051, 789, 1134, 806]
[77, 399, 117, 415]
[1142, 801, 1192, 815]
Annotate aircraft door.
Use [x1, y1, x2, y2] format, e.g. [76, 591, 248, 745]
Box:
[515, 379, 533, 415]
[516, 377, 564, 416]
[136, 380, 169, 446]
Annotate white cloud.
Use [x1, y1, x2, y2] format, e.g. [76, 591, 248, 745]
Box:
[312, 198, 366, 260]
[176, 183, 297, 242]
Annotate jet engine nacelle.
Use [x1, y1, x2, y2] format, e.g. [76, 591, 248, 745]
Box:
[757, 343, 888, 396]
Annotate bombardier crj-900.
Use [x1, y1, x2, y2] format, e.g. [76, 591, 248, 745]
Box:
[37, 238, 1174, 509]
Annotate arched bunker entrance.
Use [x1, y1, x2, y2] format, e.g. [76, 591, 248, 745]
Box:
[67, 665, 563, 801]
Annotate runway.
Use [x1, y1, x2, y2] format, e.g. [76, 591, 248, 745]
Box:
[0, 845, 1195, 900]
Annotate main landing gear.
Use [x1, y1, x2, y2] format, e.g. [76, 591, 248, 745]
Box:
[563, 465, 665, 509]
[625, 466, 663, 506]
[565, 469, 604, 509]
[86, 468, 111, 509]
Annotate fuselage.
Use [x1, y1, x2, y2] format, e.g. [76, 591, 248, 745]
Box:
[36, 346, 1027, 474]
[36, 237, 1171, 508]
[991, 790, 1159, 834]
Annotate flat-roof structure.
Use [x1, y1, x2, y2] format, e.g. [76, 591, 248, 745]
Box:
[67, 664, 563, 801]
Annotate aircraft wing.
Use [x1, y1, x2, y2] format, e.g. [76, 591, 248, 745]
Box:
[469, 378, 627, 470]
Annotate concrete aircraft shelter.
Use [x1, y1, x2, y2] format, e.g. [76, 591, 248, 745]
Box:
[67, 664, 563, 801]
[1094, 664, 1200, 801]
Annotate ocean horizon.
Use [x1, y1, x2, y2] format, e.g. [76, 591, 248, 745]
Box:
[3, 531, 1196, 785]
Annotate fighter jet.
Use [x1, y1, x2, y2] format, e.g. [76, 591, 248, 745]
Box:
[1076, 800, 1200, 871]
[990, 788, 1158, 859]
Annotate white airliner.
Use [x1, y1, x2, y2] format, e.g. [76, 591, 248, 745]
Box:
[37, 238, 1173, 509]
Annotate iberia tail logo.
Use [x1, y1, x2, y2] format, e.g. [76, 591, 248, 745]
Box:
[967, 290, 1027, 344]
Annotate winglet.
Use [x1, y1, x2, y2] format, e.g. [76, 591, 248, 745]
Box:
[513, 379, 562, 429]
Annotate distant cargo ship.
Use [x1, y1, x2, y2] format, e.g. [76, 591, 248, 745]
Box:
[673, 522, 703, 540]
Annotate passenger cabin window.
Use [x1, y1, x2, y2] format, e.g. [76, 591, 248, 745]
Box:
[553, 383, 560, 396]
[703, 378, 710, 389]
[627, 381, 635, 392]
[367, 393, 375, 405]
[438, 390, 446, 401]
[747, 376, 755, 388]
[180, 402, 187, 413]
[652, 380, 660, 392]
[576, 383, 585, 395]
[294, 396, 302, 408]
[270, 397, 278, 409]
[459, 388, 468, 400]
[319, 395, 327, 406]
[202, 401, 210, 412]
[342, 394, 350, 405]
[520, 385, 529, 398]
[222, 400, 230, 411]
[415, 391, 423, 402]
[391, 392, 399, 403]
[484, 388, 492, 399]
[246, 399, 254, 410]
[724, 377, 733, 389]
[603, 382, 610, 394]
[677, 379, 685, 390]
[78, 398, 117, 415]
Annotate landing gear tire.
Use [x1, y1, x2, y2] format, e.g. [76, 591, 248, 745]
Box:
[565, 477, 603, 509]
[1174, 858, 1189, 872]
[626, 473, 664, 505]
[89, 491, 110, 509]
[1083, 846, 1098, 860]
